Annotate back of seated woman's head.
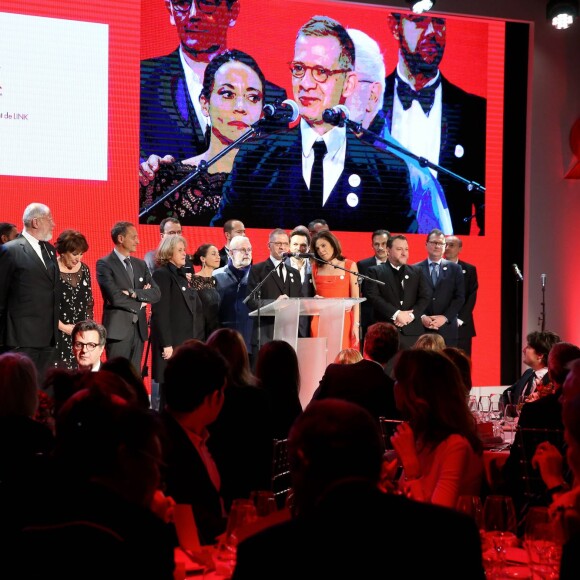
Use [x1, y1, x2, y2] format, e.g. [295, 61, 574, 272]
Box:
[0, 352, 38, 417]
[256, 340, 301, 394]
[206, 328, 255, 387]
[334, 348, 363, 365]
[442, 347, 472, 394]
[393, 349, 480, 451]
[413, 333, 446, 351]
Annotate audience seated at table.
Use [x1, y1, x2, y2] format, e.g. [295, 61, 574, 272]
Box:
[206, 328, 273, 509]
[388, 349, 483, 508]
[232, 399, 485, 580]
[500, 342, 580, 524]
[7, 384, 175, 580]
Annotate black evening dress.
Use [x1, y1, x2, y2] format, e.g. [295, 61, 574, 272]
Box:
[56, 262, 94, 368]
[140, 161, 228, 226]
[191, 274, 220, 340]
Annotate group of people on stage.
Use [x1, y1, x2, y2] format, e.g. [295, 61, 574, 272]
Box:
[140, 8, 486, 235]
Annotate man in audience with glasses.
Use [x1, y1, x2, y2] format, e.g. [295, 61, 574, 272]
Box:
[212, 15, 415, 233]
[71, 320, 107, 372]
[140, 0, 287, 162]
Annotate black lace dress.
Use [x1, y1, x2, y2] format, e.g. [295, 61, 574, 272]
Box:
[56, 262, 94, 369]
[140, 161, 228, 226]
[191, 274, 220, 339]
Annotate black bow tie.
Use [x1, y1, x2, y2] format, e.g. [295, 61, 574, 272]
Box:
[396, 75, 441, 115]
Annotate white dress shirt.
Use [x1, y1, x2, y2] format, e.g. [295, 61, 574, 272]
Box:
[179, 48, 211, 134]
[300, 119, 347, 206]
[391, 65, 442, 179]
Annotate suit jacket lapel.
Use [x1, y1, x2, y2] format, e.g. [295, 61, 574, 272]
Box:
[111, 251, 133, 287]
[20, 238, 52, 279]
[266, 261, 285, 294]
[172, 268, 194, 315]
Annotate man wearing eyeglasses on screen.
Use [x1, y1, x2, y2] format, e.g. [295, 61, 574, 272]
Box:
[71, 320, 106, 372]
[414, 228, 464, 347]
[212, 15, 415, 233]
[140, 0, 287, 162]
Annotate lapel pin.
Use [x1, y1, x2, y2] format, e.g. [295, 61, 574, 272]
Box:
[182, 286, 186, 291]
[454, 144, 465, 158]
[346, 193, 359, 207]
[462, 269, 466, 274]
[405, 275, 409, 280]
[139, 277, 143, 282]
[348, 173, 361, 188]
[442, 267, 447, 271]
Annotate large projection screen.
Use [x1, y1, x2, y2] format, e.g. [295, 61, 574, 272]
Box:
[1, 0, 516, 387]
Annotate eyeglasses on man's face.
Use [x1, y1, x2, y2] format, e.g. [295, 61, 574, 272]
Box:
[170, 0, 223, 14]
[288, 61, 351, 84]
[269, 242, 289, 247]
[73, 341, 100, 352]
[428, 240, 446, 248]
[231, 247, 252, 254]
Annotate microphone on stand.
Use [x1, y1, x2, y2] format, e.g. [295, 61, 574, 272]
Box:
[322, 105, 350, 126]
[541, 273, 546, 288]
[512, 264, 524, 282]
[262, 99, 300, 122]
[282, 252, 315, 259]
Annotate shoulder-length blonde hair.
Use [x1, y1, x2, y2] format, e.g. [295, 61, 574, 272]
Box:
[155, 235, 187, 267]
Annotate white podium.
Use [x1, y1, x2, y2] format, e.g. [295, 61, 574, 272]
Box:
[249, 297, 365, 408]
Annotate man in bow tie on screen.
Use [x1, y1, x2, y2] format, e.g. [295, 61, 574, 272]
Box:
[0, 203, 59, 380]
[369, 12, 486, 235]
[212, 15, 415, 233]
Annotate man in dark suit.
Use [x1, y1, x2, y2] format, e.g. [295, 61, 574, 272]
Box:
[158, 342, 229, 546]
[140, 0, 286, 162]
[96, 222, 160, 373]
[245, 229, 302, 357]
[414, 228, 464, 346]
[0, 203, 58, 378]
[365, 235, 432, 349]
[233, 399, 485, 580]
[501, 330, 561, 407]
[143, 217, 183, 273]
[211, 16, 415, 233]
[444, 235, 478, 355]
[285, 229, 315, 339]
[311, 321, 400, 421]
[369, 12, 486, 235]
[357, 229, 390, 347]
[217, 219, 245, 268]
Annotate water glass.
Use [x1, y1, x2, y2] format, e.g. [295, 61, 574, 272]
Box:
[249, 490, 278, 517]
[481, 495, 518, 576]
[456, 495, 483, 530]
[524, 507, 563, 578]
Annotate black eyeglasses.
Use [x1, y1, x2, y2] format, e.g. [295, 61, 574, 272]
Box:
[170, 0, 223, 14]
[73, 341, 100, 352]
[288, 61, 352, 84]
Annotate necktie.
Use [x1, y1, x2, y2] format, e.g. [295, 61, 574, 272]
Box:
[278, 263, 285, 281]
[40, 242, 55, 274]
[524, 372, 537, 399]
[124, 257, 135, 286]
[430, 262, 439, 287]
[396, 75, 441, 115]
[310, 140, 327, 199]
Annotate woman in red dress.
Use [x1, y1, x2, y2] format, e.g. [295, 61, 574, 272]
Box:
[310, 230, 360, 350]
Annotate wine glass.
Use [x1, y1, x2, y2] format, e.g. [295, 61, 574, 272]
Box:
[502, 402, 520, 431]
[216, 499, 257, 570]
[482, 495, 518, 576]
[478, 396, 492, 422]
[249, 490, 278, 517]
[524, 506, 563, 579]
[468, 395, 480, 422]
[456, 495, 483, 530]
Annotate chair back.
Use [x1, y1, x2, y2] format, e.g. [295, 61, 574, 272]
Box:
[271, 438, 291, 509]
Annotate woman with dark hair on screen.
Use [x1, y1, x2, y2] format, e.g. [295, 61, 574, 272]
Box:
[310, 230, 360, 350]
[387, 349, 483, 508]
[205, 328, 272, 509]
[54, 229, 94, 369]
[139, 49, 266, 225]
[191, 243, 221, 338]
[150, 235, 204, 408]
[255, 340, 303, 440]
